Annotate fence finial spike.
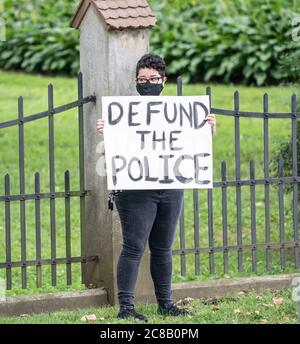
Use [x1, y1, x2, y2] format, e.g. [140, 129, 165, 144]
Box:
[291, 93, 297, 112]
[177, 76, 182, 96]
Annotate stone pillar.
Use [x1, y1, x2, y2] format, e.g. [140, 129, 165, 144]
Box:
[78, 5, 156, 305]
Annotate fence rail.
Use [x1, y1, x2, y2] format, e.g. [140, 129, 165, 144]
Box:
[0, 72, 96, 290]
[175, 77, 300, 276]
[1, 74, 299, 291]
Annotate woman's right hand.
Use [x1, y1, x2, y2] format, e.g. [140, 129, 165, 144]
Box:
[96, 118, 105, 132]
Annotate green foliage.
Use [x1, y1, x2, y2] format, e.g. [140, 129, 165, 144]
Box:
[279, 50, 300, 83]
[1, 0, 300, 84]
[149, 0, 300, 85]
[268, 6, 300, 193]
[0, 0, 79, 75]
[0, 26, 79, 75]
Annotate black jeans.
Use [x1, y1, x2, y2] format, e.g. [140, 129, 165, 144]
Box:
[114, 189, 184, 308]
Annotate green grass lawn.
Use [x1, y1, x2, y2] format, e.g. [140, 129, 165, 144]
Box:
[0, 69, 299, 297]
[0, 288, 297, 324]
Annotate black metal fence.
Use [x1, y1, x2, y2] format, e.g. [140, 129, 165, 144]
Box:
[175, 77, 300, 276]
[1, 73, 299, 292]
[0, 72, 96, 290]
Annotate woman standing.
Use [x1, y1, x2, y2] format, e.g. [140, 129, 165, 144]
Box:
[96, 54, 216, 322]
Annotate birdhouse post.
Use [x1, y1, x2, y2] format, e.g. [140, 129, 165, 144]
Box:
[70, 0, 157, 305]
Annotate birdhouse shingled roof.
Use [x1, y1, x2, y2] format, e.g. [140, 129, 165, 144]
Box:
[70, 0, 156, 30]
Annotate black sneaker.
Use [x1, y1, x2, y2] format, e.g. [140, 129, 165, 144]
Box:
[117, 306, 148, 322]
[157, 302, 192, 316]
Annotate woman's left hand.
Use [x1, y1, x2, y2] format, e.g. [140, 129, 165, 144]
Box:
[205, 113, 217, 136]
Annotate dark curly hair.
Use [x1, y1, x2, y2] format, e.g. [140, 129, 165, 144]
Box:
[136, 53, 166, 78]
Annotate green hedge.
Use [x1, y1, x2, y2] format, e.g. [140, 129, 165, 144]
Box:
[150, 0, 300, 84]
[0, 0, 79, 75]
[1, 0, 300, 85]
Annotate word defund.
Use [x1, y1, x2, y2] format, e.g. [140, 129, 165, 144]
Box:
[108, 100, 209, 129]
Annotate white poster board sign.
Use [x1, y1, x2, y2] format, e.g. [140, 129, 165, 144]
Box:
[102, 96, 213, 190]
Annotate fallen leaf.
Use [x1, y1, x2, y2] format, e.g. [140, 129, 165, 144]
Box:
[260, 319, 268, 324]
[212, 305, 220, 311]
[185, 297, 194, 302]
[176, 297, 194, 306]
[19, 314, 29, 317]
[234, 308, 241, 314]
[180, 306, 191, 312]
[273, 297, 284, 307]
[80, 314, 97, 322]
[254, 310, 260, 315]
[202, 297, 219, 305]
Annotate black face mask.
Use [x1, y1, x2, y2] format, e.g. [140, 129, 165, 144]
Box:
[136, 82, 164, 96]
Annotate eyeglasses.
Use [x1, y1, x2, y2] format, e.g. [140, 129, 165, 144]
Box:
[136, 76, 162, 84]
